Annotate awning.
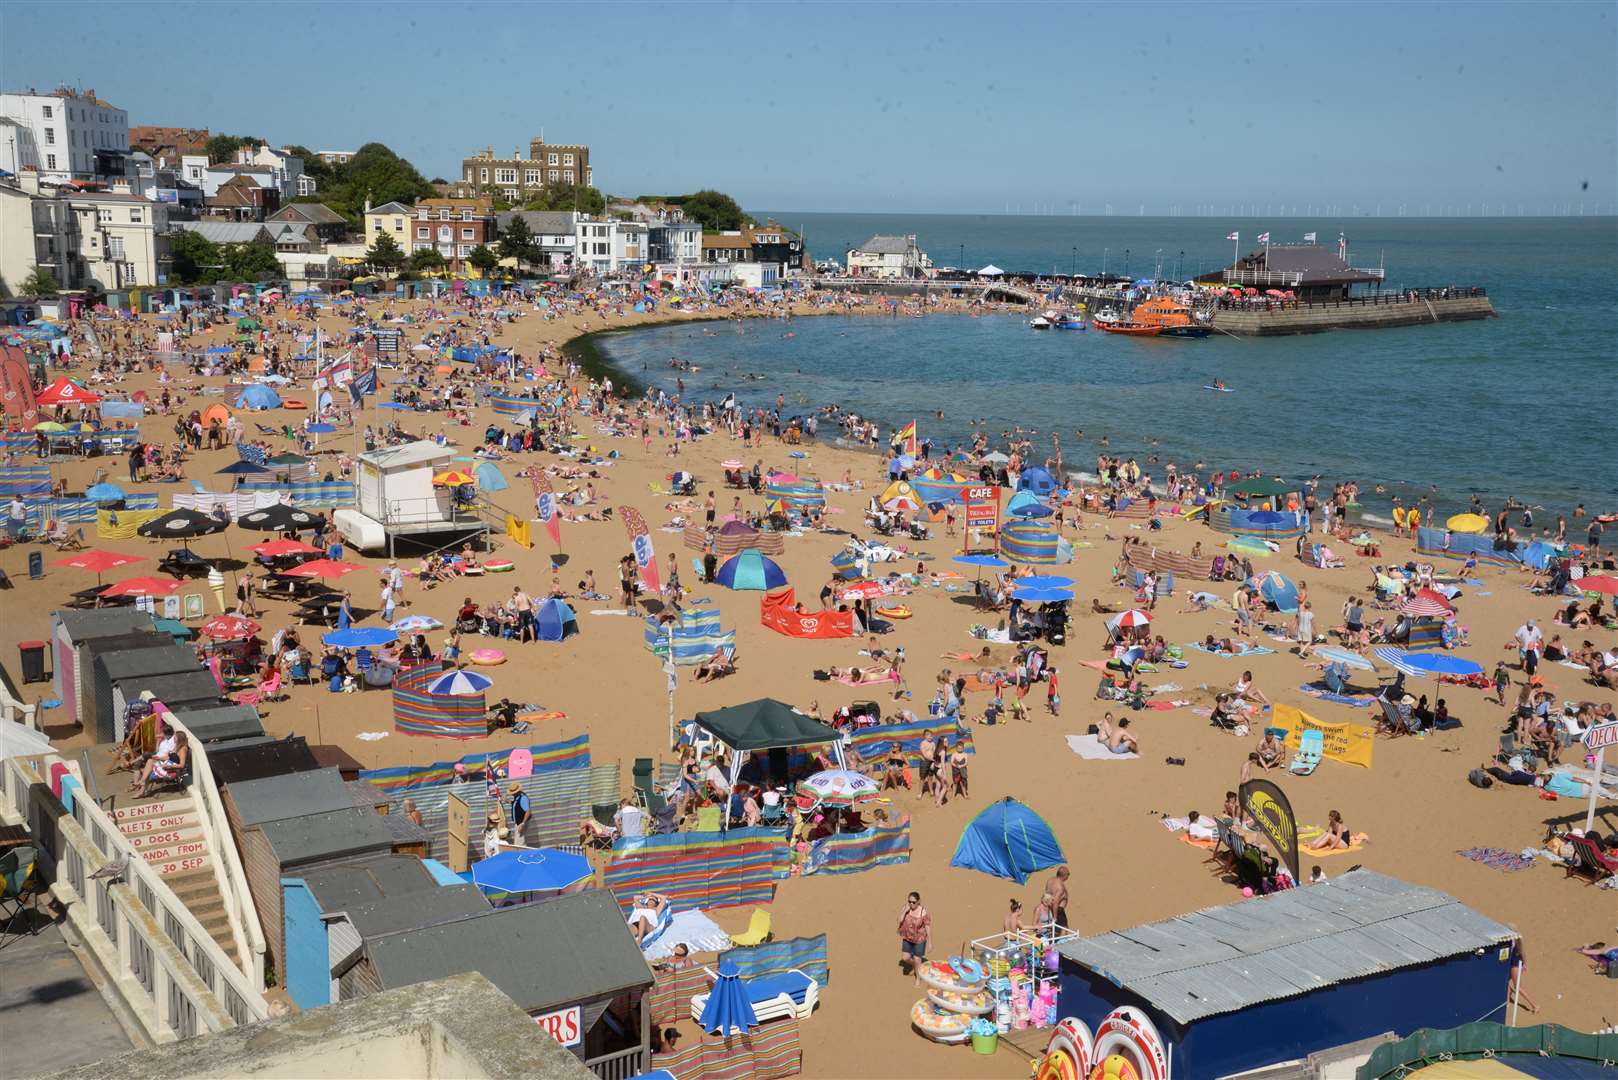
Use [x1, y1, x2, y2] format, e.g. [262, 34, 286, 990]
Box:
[692, 698, 842, 752]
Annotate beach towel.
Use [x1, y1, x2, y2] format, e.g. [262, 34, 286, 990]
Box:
[1065, 734, 1137, 760]
[642, 909, 732, 961]
[518, 710, 567, 725]
[1298, 684, 1377, 707]
[1298, 825, 1370, 856]
[1182, 642, 1274, 658]
[1456, 847, 1536, 873]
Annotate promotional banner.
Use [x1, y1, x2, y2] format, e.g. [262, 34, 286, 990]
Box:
[619, 505, 662, 594]
[1239, 779, 1300, 884]
[525, 467, 562, 549]
[0, 345, 39, 429]
[963, 484, 1001, 552]
[759, 588, 855, 639]
[1272, 703, 1374, 768]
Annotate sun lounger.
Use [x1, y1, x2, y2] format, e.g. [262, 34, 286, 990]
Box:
[690, 968, 819, 1024]
[1289, 729, 1323, 775]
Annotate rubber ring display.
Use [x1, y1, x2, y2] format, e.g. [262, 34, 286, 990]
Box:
[1038, 1018, 1095, 1080]
[1092, 1007, 1168, 1080]
[953, 957, 984, 983]
[1088, 1056, 1142, 1080]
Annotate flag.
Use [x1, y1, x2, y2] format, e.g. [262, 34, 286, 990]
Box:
[1302, 232, 1317, 242]
[1226, 232, 1239, 241]
[526, 467, 562, 550]
[619, 505, 661, 595]
[1257, 232, 1270, 244]
[319, 351, 353, 388]
[347, 366, 376, 408]
[891, 420, 917, 455]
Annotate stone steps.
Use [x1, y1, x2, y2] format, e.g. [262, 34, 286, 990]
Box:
[112, 796, 235, 964]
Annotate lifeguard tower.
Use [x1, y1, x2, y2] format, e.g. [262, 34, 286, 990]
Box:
[334, 440, 491, 556]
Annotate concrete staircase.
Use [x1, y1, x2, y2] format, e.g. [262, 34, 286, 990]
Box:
[110, 795, 240, 966]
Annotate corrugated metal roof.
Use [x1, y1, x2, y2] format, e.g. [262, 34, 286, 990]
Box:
[854, 234, 916, 255]
[1058, 870, 1517, 1024]
[173, 220, 274, 245]
[259, 807, 392, 867]
[228, 767, 352, 826]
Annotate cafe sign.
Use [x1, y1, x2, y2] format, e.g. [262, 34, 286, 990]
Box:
[534, 1005, 582, 1047]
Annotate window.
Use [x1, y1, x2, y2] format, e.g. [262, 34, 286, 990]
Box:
[121, 261, 136, 282]
[547, 153, 559, 165]
[438, 209, 450, 220]
[524, 169, 540, 185]
[438, 226, 452, 241]
[465, 167, 474, 181]
[130, 208, 142, 222]
[460, 227, 473, 240]
[45, 153, 56, 170]
[461, 209, 473, 221]
[563, 153, 574, 166]
[417, 208, 429, 220]
[97, 208, 112, 223]
[108, 237, 125, 259]
[479, 168, 489, 183]
[392, 218, 404, 232]
[494, 168, 516, 184]
[42, 104, 51, 118]
[70, 130, 78, 146]
[416, 226, 429, 238]
[44, 128, 54, 145]
[548, 169, 559, 182]
[458, 244, 473, 257]
[563, 170, 574, 184]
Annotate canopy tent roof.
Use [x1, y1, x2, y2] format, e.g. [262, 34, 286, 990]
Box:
[692, 698, 842, 753]
[977, 264, 1004, 276]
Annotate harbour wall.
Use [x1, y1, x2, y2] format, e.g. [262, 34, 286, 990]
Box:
[1211, 295, 1496, 335]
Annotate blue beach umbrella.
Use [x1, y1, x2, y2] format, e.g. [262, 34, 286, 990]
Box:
[205, 345, 234, 354]
[1011, 584, 1072, 603]
[952, 554, 1011, 570]
[787, 450, 809, 459]
[699, 960, 758, 1037]
[1017, 574, 1074, 589]
[1372, 648, 1483, 679]
[389, 614, 443, 633]
[216, 459, 270, 476]
[84, 482, 126, 502]
[322, 627, 398, 648]
[378, 401, 411, 410]
[1315, 646, 1374, 671]
[428, 669, 493, 695]
[306, 422, 336, 434]
[714, 550, 788, 591]
[471, 848, 592, 894]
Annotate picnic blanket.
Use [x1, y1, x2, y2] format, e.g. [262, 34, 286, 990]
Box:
[1456, 847, 1536, 873]
[1183, 642, 1275, 658]
[1065, 734, 1137, 760]
[642, 909, 732, 961]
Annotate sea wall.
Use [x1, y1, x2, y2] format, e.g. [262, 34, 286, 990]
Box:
[1212, 295, 1495, 335]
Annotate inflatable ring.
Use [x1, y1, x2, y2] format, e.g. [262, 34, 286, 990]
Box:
[1040, 1018, 1095, 1080]
[469, 648, 507, 666]
[877, 605, 913, 620]
[1089, 1056, 1142, 1080]
[953, 956, 984, 983]
[283, 399, 307, 409]
[926, 988, 994, 1015]
[1092, 1008, 1168, 1080]
[484, 559, 515, 573]
[917, 961, 983, 994]
[910, 1000, 971, 1042]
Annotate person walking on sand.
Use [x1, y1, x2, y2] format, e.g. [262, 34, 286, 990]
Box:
[1043, 866, 1071, 930]
[1046, 667, 1061, 716]
[897, 891, 931, 983]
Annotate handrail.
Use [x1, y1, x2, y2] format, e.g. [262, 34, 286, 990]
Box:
[0, 753, 269, 1042]
[169, 715, 267, 988]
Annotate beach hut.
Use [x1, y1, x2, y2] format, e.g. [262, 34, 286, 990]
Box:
[1043, 870, 1519, 1080]
[1000, 520, 1073, 565]
[533, 598, 578, 642]
[49, 608, 161, 728]
[950, 797, 1065, 885]
[90, 644, 206, 742]
[715, 550, 788, 591]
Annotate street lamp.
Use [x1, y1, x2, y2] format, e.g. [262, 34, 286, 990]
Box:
[1154, 248, 1163, 281]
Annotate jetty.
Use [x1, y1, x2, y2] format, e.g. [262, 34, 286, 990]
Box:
[1209, 287, 1495, 335]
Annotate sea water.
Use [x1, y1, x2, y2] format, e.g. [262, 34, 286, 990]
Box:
[593, 215, 1617, 518]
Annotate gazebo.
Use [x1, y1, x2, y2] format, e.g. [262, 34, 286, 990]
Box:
[691, 698, 846, 828]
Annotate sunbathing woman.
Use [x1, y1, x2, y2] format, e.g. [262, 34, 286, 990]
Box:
[626, 892, 672, 944]
[1306, 809, 1352, 850]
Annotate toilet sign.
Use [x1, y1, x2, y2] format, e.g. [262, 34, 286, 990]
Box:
[534, 1005, 582, 1047]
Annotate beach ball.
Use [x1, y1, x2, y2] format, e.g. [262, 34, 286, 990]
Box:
[1241, 887, 1255, 898]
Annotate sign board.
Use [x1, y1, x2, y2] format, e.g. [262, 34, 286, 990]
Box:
[534, 1005, 582, 1047]
[963, 484, 1001, 553]
[446, 790, 470, 874]
[1583, 720, 1618, 751]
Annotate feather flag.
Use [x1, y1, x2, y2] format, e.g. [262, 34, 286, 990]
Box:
[891, 420, 917, 455]
[619, 505, 661, 594]
[524, 466, 562, 549]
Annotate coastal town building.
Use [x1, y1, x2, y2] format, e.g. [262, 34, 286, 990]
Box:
[454, 138, 593, 202]
[410, 196, 497, 267]
[130, 125, 210, 162]
[648, 220, 702, 266]
[1, 172, 169, 289]
[268, 201, 348, 243]
[574, 216, 645, 275]
[314, 148, 356, 165]
[1196, 238, 1384, 301]
[234, 143, 316, 198]
[0, 87, 131, 184]
[207, 173, 280, 221]
[846, 233, 931, 278]
[496, 209, 580, 269]
[606, 198, 686, 225]
[364, 199, 415, 252]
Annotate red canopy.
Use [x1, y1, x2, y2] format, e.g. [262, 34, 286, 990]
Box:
[249, 538, 322, 558]
[56, 549, 143, 574]
[286, 558, 364, 579]
[36, 378, 100, 406]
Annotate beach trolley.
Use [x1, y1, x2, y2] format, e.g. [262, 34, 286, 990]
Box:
[49, 608, 159, 727]
[336, 440, 490, 556]
[1036, 870, 1519, 1080]
[91, 645, 207, 742]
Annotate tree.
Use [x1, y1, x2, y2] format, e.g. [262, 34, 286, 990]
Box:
[522, 184, 605, 215]
[168, 229, 222, 284]
[365, 232, 407, 275]
[409, 247, 447, 274]
[326, 143, 435, 223]
[466, 245, 500, 277]
[496, 216, 539, 269]
[205, 133, 265, 164]
[219, 242, 281, 282]
[21, 266, 60, 297]
[679, 190, 747, 231]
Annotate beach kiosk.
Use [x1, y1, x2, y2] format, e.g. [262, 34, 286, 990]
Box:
[1037, 870, 1518, 1080]
[336, 440, 490, 555]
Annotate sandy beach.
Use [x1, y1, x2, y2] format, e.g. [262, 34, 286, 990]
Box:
[6, 290, 1614, 1078]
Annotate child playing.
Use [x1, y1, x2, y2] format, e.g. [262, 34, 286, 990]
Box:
[1046, 667, 1061, 716]
[1492, 660, 1511, 706]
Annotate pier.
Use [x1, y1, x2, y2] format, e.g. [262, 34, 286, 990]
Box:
[1208, 287, 1496, 335]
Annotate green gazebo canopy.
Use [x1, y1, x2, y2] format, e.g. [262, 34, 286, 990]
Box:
[692, 698, 842, 753]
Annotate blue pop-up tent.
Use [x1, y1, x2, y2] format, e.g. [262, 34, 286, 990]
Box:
[235, 384, 282, 410]
[1255, 571, 1299, 614]
[1018, 466, 1059, 497]
[533, 598, 578, 642]
[1006, 490, 1053, 518]
[950, 797, 1065, 884]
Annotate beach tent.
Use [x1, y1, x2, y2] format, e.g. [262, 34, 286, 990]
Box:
[1255, 571, 1299, 613]
[473, 461, 508, 493]
[235, 384, 282, 410]
[950, 797, 1065, 885]
[1000, 520, 1073, 565]
[199, 402, 233, 429]
[977, 265, 1004, 277]
[532, 598, 578, 642]
[912, 468, 972, 509]
[879, 479, 924, 512]
[1018, 466, 1059, 497]
[715, 550, 788, 591]
[36, 377, 99, 407]
[1006, 490, 1053, 518]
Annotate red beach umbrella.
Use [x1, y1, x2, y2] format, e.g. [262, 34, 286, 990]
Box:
[1399, 589, 1455, 618]
[285, 558, 364, 580]
[56, 549, 144, 577]
[838, 581, 888, 600]
[249, 538, 322, 558]
[199, 614, 261, 641]
[1580, 576, 1618, 596]
[102, 575, 184, 597]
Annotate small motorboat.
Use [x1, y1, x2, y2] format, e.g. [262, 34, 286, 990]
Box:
[1029, 312, 1054, 330]
[1093, 319, 1162, 336]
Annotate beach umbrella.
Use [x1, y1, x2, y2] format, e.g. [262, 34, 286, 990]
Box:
[471, 848, 592, 894]
[236, 504, 321, 532]
[267, 452, 310, 466]
[249, 538, 321, 558]
[699, 960, 758, 1037]
[205, 345, 234, 354]
[980, 451, 1010, 466]
[1226, 536, 1273, 557]
[1579, 576, 1618, 596]
[1315, 646, 1374, 671]
[952, 554, 1010, 570]
[1106, 609, 1153, 630]
[56, 548, 143, 584]
[32, 421, 67, 432]
[428, 669, 493, 696]
[1400, 589, 1455, 618]
[720, 459, 744, 470]
[306, 422, 336, 434]
[1226, 477, 1297, 498]
[287, 558, 363, 580]
[1017, 574, 1074, 589]
[199, 614, 260, 641]
[84, 482, 126, 502]
[216, 459, 271, 476]
[102, 575, 183, 598]
[432, 469, 477, 486]
[390, 614, 443, 633]
[137, 507, 228, 540]
[1012, 584, 1072, 603]
[1446, 513, 1489, 533]
[1372, 647, 1483, 679]
[321, 627, 397, 648]
[795, 768, 882, 807]
[377, 401, 411, 410]
[714, 550, 788, 591]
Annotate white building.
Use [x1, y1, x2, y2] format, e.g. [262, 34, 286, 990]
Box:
[0, 87, 130, 183]
[573, 217, 646, 276]
[846, 234, 931, 279]
[649, 222, 701, 266]
[1, 173, 168, 291]
[495, 209, 578, 270]
[234, 144, 314, 198]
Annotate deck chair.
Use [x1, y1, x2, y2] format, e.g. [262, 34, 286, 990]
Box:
[0, 845, 40, 946]
[1289, 729, 1324, 775]
[231, 670, 283, 706]
[1205, 817, 1236, 867]
[690, 967, 818, 1025]
[730, 908, 773, 946]
[1565, 836, 1618, 883]
[1377, 698, 1413, 737]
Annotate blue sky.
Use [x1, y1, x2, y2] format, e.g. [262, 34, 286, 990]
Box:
[3, 1, 1613, 214]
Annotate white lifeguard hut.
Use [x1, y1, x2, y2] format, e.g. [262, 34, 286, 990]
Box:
[334, 440, 491, 556]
